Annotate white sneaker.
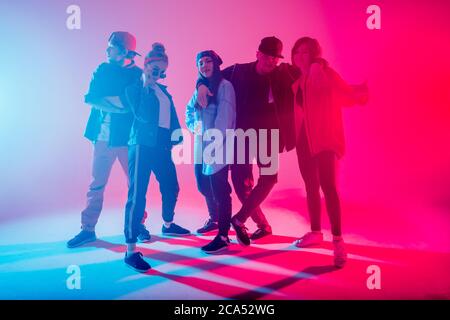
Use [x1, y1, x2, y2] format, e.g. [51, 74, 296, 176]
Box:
[333, 239, 347, 268]
[293, 231, 324, 248]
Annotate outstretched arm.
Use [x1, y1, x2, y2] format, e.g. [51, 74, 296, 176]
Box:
[328, 67, 369, 106]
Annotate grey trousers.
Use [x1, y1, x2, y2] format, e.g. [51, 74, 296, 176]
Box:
[81, 141, 130, 231]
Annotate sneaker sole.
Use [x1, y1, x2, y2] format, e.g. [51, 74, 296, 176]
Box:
[293, 240, 323, 248]
[202, 246, 229, 254]
[250, 233, 272, 241]
[162, 232, 191, 236]
[196, 228, 219, 234]
[125, 262, 151, 273]
[67, 237, 97, 248]
[138, 238, 152, 243]
[334, 261, 346, 269]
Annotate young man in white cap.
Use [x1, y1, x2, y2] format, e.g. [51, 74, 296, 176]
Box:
[67, 32, 151, 248]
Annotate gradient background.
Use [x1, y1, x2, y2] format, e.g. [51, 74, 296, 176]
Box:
[1, 0, 449, 254]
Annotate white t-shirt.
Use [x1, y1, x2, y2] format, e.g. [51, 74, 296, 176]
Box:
[268, 86, 274, 104]
[96, 111, 111, 141]
[153, 85, 171, 129]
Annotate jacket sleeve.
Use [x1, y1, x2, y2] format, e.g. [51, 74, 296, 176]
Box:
[84, 63, 107, 104]
[125, 84, 147, 123]
[215, 81, 236, 133]
[185, 91, 198, 133]
[328, 67, 359, 107]
[206, 80, 236, 151]
[309, 63, 332, 90]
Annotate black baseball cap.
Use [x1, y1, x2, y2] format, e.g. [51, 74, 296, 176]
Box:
[258, 36, 284, 58]
[196, 50, 223, 66]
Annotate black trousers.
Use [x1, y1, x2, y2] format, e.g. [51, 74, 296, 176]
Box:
[296, 124, 342, 236]
[233, 130, 278, 226]
[124, 130, 179, 243]
[195, 164, 232, 236]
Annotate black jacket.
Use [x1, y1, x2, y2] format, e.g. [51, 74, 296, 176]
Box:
[125, 81, 182, 148]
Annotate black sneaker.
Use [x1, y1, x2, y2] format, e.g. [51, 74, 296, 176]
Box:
[196, 219, 219, 234]
[124, 252, 151, 273]
[231, 217, 250, 246]
[137, 224, 151, 243]
[250, 228, 272, 241]
[162, 223, 191, 236]
[67, 230, 97, 248]
[201, 235, 230, 254]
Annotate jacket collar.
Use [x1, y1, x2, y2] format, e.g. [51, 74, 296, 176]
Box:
[141, 81, 168, 91]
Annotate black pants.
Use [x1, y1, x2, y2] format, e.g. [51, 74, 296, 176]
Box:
[124, 131, 179, 243]
[296, 124, 342, 236]
[195, 165, 232, 236]
[233, 130, 278, 226]
[198, 133, 273, 230]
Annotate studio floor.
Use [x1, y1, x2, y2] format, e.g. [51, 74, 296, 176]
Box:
[1, 190, 449, 300]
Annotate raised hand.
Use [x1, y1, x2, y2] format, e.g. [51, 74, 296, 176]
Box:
[352, 81, 369, 105]
[196, 84, 213, 108]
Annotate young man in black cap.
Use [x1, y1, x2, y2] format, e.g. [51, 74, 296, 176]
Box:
[67, 31, 151, 248]
[196, 36, 298, 245]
